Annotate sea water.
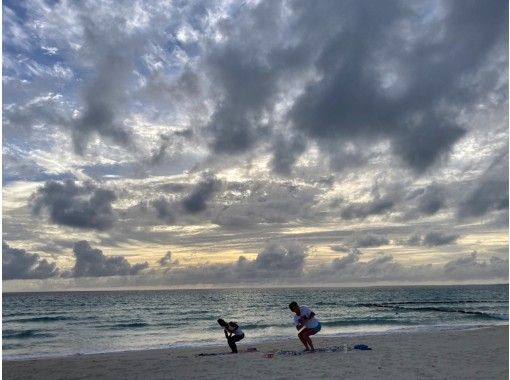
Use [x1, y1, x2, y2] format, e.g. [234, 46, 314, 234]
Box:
[3, 284, 508, 360]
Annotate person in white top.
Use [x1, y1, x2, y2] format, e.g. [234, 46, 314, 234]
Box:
[217, 318, 245, 353]
[289, 301, 321, 352]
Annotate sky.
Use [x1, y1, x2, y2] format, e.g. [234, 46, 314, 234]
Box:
[2, 0, 509, 291]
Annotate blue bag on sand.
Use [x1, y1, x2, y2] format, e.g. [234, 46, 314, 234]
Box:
[353, 344, 372, 350]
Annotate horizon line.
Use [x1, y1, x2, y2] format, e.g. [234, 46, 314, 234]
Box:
[2, 282, 508, 294]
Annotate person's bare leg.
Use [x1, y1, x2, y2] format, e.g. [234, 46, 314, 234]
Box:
[303, 330, 315, 352]
[307, 337, 315, 352]
[298, 331, 310, 350]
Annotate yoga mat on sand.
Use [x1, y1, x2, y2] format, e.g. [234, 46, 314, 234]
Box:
[197, 345, 372, 357]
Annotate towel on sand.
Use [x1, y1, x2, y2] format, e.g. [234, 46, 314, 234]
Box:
[353, 344, 372, 350]
[276, 346, 350, 356]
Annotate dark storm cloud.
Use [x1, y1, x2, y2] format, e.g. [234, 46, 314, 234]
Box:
[30, 180, 117, 230]
[314, 251, 406, 282]
[326, 143, 367, 173]
[174, 129, 194, 139]
[147, 178, 318, 228]
[457, 150, 509, 219]
[392, 118, 465, 172]
[288, 0, 506, 173]
[148, 175, 221, 224]
[341, 195, 395, 220]
[149, 134, 171, 166]
[422, 232, 459, 247]
[159, 251, 179, 267]
[270, 134, 307, 175]
[353, 235, 390, 248]
[45, 246, 507, 288]
[151, 197, 176, 224]
[157, 182, 188, 193]
[330, 245, 350, 253]
[312, 248, 507, 284]
[199, 1, 313, 159]
[153, 242, 308, 285]
[163, 242, 506, 285]
[83, 242, 307, 287]
[330, 235, 389, 250]
[210, 180, 319, 228]
[147, 131, 193, 167]
[247, 242, 307, 273]
[71, 240, 148, 277]
[331, 248, 361, 270]
[3, 242, 59, 280]
[458, 179, 509, 218]
[399, 231, 459, 247]
[71, 52, 133, 155]
[189, 0, 506, 172]
[31, 239, 76, 256]
[406, 184, 446, 217]
[181, 175, 222, 213]
[70, 13, 144, 155]
[443, 252, 508, 280]
[403, 234, 422, 246]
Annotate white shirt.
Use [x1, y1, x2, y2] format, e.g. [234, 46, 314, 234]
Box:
[293, 305, 319, 329]
[226, 322, 244, 336]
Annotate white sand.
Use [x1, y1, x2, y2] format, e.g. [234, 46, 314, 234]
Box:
[3, 326, 508, 380]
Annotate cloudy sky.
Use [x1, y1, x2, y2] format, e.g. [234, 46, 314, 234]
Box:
[3, 0, 508, 291]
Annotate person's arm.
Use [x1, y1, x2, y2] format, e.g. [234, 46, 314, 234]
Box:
[228, 322, 238, 330]
[228, 322, 238, 336]
[300, 307, 315, 321]
[296, 316, 307, 329]
[227, 324, 237, 336]
[294, 315, 303, 330]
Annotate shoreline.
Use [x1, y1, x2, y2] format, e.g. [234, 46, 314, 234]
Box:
[3, 325, 508, 380]
[3, 322, 508, 362]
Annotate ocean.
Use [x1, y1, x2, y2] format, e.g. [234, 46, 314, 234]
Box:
[2, 284, 508, 360]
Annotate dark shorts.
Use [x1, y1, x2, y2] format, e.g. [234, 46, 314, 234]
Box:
[309, 322, 321, 335]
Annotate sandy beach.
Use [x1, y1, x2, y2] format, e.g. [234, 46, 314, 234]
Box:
[3, 325, 508, 380]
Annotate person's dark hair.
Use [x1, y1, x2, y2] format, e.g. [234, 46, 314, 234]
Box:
[217, 318, 228, 327]
[289, 301, 298, 310]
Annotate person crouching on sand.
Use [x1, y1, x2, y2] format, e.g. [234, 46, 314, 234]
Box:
[217, 319, 245, 353]
[289, 301, 321, 352]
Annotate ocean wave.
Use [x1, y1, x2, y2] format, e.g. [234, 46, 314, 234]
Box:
[96, 322, 150, 329]
[357, 303, 509, 320]
[2, 311, 39, 317]
[240, 323, 290, 329]
[321, 319, 411, 327]
[3, 329, 56, 339]
[356, 300, 508, 305]
[2, 343, 24, 350]
[155, 312, 206, 320]
[314, 301, 338, 306]
[155, 322, 181, 327]
[9, 316, 74, 323]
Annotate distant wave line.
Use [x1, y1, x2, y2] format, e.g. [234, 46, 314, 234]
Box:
[354, 300, 507, 305]
[3, 329, 56, 339]
[357, 303, 508, 320]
